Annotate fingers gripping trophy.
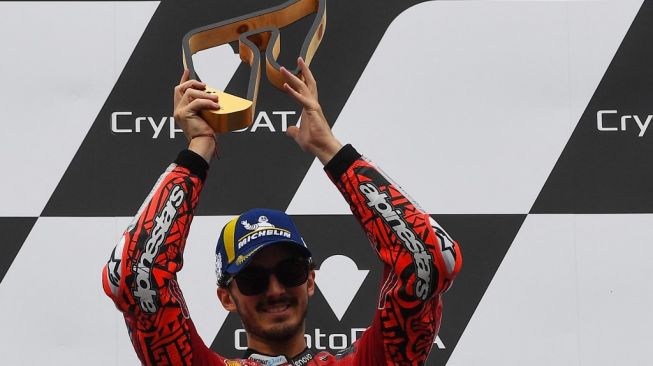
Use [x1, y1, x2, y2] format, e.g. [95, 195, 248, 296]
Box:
[173, 58, 338, 165]
[102, 2, 463, 365]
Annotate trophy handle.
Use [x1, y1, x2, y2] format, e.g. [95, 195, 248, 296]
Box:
[182, 0, 327, 133]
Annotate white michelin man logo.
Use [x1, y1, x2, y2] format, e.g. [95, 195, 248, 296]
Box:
[241, 215, 275, 231]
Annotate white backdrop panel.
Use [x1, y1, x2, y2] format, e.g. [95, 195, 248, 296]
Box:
[288, 0, 642, 214]
[447, 214, 581, 365]
[447, 214, 653, 365]
[0, 2, 159, 216]
[575, 214, 653, 365]
[0, 217, 133, 365]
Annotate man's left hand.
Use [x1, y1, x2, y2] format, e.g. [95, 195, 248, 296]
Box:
[281, 58, 342, 165]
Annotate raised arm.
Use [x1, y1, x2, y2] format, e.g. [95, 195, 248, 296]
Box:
[101, 71, 224, 365]
[281, 59, 462, 365]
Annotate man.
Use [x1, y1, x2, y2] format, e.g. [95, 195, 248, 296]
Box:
[102, 58, 462, 365]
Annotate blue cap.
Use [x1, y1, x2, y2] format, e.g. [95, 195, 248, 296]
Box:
[215, 208, 311, 285]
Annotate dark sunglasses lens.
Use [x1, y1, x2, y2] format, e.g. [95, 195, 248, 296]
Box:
[235, 267, 269, 296]
[276, 258, 309, 288]
[234, 258, 310, 295]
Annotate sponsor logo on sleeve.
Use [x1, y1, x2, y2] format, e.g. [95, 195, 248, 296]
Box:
[358, 182, 434, 300]
[132, 184, 185, 313]
[430, 217, 457, 277]
[106, 235, 125, 296]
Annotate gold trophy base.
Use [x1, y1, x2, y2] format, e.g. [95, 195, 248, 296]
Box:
[200, 88, 253, 133]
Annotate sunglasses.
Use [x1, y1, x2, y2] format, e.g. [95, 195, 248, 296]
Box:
[225, 257, 311, 296]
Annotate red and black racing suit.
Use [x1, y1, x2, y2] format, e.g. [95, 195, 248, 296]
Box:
[102, 144, 462, 365]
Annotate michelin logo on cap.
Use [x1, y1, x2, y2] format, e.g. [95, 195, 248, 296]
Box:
[238, 216, 292, 249]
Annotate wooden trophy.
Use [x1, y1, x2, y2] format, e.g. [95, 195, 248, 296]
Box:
[182, 0, 327, 133]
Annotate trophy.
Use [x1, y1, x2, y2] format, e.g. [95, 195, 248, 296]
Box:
[182, 0, 327, 133]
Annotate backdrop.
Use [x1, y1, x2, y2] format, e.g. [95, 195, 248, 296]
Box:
[1, 0, 652, 365]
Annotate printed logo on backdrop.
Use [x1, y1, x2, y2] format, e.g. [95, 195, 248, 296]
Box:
[110, 111, 301, 138]
[596, 110, 652, 137]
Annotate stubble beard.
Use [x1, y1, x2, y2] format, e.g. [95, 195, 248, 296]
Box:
[241, 296, 308, 342]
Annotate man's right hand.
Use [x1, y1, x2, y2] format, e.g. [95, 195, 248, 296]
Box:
[173, 69, 220, 163]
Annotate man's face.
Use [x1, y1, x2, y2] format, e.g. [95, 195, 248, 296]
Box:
[218, 244, 315, 342]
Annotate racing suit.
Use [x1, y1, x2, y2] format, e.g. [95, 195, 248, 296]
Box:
[102, 144, 462, 365]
